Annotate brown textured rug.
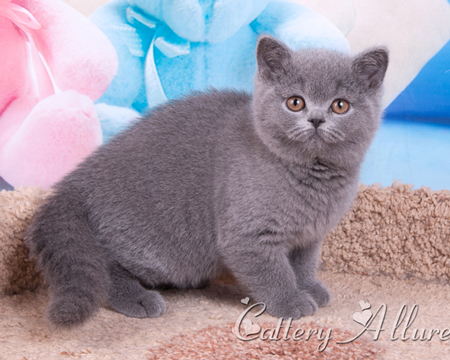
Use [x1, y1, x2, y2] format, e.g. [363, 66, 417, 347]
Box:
[322, 182, 450, 280]
[1, 183, 450, 359]
[146, 322, 383, 360]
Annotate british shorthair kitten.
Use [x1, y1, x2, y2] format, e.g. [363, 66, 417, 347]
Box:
[26, 36, 388, 327]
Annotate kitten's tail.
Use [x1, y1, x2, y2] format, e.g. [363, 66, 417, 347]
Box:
[25, 190, 110, 328]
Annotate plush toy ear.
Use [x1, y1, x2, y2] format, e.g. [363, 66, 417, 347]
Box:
[352, 47, 389, 90]
[256, 35, 292, 82]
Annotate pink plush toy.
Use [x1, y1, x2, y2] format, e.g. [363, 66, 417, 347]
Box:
[0, 0, 118, 189]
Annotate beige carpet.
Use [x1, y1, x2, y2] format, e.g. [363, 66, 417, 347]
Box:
[1, 183, 450, 359]
[2, 270, 450, 359]
[322, 182, 450, 281]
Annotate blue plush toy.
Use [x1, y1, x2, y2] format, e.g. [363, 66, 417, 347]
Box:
[90, 0, 349, 141]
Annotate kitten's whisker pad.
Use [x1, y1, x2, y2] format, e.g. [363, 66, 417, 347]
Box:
[320, 128, 345, 143]
[286, 126, 313, 141]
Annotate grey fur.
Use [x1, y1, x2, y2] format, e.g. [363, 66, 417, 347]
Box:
[25, 36, 388, 327]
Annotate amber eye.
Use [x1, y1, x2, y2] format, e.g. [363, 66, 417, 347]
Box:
[286, 96, 305, 112]
[331, 99, 350, 114]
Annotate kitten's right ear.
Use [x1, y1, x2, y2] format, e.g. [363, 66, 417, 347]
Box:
[352, 47, 389, 90]
[256, 35, 292, 82]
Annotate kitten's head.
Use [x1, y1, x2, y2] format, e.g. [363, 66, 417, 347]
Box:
[253, 36, 389, 170]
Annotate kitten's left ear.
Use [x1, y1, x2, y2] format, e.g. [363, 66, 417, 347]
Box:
[256, 35, 292, 82]
[352, 47, 389, 90]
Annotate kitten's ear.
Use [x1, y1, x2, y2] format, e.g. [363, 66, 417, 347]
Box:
[352, 47, 389, 90]
[256, 35, 292, 82]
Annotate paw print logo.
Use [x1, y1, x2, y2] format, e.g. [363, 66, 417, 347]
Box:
[352, 300, 373, 326]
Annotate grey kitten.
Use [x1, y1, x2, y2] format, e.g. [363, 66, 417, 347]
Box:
[26, 35, 388, 328]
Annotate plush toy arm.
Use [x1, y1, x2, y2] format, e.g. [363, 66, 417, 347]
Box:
[0, 91, 102, 189]
[22, 0, 118, 101]
[251, 1, 350, 54]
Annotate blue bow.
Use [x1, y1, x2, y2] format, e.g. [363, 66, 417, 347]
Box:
[117, 6, 192, 107]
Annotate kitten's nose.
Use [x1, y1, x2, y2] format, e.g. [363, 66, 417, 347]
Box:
[308, 118, 325, 129]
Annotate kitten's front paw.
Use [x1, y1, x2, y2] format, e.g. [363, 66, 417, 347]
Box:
[265, 290, 318, 319]
[300, 281, 331, 308]
[109, 289, 166, 318]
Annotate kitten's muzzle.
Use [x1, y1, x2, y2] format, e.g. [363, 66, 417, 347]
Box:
[308, 118, 325, 129]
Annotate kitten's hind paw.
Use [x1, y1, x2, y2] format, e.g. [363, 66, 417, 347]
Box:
[47, 296, 98, 328]
[109, 289, 166, 318]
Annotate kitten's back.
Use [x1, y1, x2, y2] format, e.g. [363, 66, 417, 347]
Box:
[25, 90, 253, 326]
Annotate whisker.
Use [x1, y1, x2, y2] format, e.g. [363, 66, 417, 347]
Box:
[286, 126, 310, 140]
[321, 128, 345, 142]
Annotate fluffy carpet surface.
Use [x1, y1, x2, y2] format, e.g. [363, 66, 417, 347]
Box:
[2, 271, 450, 359]
[1, 183, 450, 359]
[0, 187, 45, 294]
[323, 182, 450, 280]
